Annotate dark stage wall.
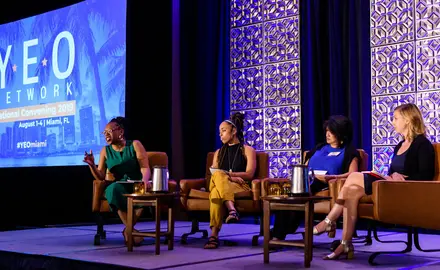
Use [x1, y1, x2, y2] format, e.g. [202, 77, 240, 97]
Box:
[0, 1, 172, 229]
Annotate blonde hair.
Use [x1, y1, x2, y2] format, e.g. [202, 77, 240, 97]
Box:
[394, 103, 426, 141]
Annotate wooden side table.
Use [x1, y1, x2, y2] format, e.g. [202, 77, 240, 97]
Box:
[261, 195, 331, 268]
[124, 192, 179, 255]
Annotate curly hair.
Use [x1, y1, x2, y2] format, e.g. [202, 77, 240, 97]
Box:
[109, 116, 128, 138]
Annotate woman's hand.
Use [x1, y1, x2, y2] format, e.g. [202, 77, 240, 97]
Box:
[314, 174, 336, 182]
[390, 172, 407, 181]
[145, 181, 152, 191]
[83, 150, 95, 166]
[230, 176, 245, 185]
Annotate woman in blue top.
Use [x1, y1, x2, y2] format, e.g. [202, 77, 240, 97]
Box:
[271, 115, 360, 240]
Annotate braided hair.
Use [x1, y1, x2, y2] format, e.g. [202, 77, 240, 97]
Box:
[217, 112, 246, 169]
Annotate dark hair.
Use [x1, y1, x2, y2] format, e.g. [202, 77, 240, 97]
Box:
[109, 116, 128, 138]
[323, 115, 353, 146]
[217, 112, 246, 169]
[229, 112, 245, 143]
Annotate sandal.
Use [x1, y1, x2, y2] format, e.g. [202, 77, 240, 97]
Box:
[122, 228, 144, 246]
[313, 217, 336, 238]
[132, 229, 144, 246]
[204, 236, 220, 249]
[225, 209, 240, 224]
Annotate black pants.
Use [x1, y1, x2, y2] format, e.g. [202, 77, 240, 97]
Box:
[271, 180, 327, 239]
[271, 211, 304, 239]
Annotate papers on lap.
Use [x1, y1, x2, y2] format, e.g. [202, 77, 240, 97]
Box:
[361, 171, 387, 179]
[116, 180, 143, 184]
[209, 168, 229, 174]
[313, 170, 327, 175]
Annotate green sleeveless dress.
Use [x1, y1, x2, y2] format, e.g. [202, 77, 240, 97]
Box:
[104, 140, 143, 212]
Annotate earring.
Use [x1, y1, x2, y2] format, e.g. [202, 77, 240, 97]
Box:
[118, 134, 123, 139]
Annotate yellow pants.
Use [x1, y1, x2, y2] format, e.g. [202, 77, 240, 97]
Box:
[209, 171, 250, 229]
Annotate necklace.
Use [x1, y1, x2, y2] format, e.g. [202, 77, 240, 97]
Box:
[227, 144, 241, 173]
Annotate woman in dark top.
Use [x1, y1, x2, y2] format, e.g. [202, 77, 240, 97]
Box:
[204, 112, 257, 249]
[271, 115, 360, 240]
[317, 103, 435, 260]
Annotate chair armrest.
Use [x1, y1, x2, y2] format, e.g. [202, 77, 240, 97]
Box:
[179, 178, 206, 196]
[261, 178, 289, 197]
[168, 179, 177, 192]
[92, 179, 106, 212]
[251, 179, 262, 201]
[179, 178, 206, 211]
[372, 180, 440, 230]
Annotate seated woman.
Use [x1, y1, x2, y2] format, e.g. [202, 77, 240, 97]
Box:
[271, 115, 360, 240]
[204, 112, 257, 249]
[315, 103, 435, 260]
[83, 117, 151, 246]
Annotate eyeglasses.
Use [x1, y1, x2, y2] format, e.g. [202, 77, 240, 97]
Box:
[101, 127, 119, 136]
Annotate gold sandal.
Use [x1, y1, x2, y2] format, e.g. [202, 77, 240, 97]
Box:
[313, 217, 336, 238]
[323, 239, 354, 260]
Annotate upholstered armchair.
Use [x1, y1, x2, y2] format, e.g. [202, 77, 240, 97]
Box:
[340, 143, 440, 265]
[179, 151, 269, 245]
[92, 151, 177, 245]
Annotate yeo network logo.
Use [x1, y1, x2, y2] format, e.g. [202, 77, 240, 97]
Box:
[0, 31, 75, 105]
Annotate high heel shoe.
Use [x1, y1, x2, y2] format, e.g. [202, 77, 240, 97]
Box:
[122, 228, 144, 246]
[323, 239, 354, 260]
[313, 217, 336, 238]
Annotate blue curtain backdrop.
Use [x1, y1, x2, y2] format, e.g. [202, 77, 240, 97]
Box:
[175, 0, 372, 178]
[300, 0, 372, 166]
[175, 0, 230, 178]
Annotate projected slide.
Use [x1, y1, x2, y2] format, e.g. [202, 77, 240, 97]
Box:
[0, 0, 126, 167]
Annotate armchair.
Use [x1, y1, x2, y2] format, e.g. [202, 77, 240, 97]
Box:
[364, 143, 440, 265]
[179, 151, 269, 245]
[92, 151, 177, 245]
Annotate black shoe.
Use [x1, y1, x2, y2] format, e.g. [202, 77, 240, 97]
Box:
[270, 228, 286, 241]
[225, 210, 240, 224]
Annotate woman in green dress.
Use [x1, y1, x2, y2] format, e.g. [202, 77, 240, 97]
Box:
[83, 117, 151, 245]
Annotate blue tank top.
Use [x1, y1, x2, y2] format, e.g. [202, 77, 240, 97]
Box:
[308, 144, 345, 175]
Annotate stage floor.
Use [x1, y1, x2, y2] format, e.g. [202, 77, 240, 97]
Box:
[0, 221, 439, 269]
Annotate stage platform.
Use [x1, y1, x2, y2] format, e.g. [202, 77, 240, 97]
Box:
[0, 221, 439, 269]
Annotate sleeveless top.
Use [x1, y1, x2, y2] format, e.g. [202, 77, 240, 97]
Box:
[105, 140, 142, 181]
[218, 143, 247, 173]
[308, 144, 345, 175]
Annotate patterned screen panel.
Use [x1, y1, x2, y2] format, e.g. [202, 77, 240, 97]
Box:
[371, 0, 440, 174]
[231, 0, 301, 178]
